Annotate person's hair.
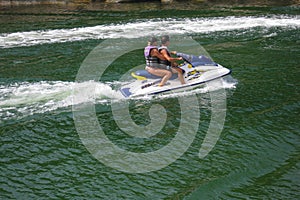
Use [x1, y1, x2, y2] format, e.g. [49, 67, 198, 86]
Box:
[148, 37, 158, 45]
[161, 35, 170, 45]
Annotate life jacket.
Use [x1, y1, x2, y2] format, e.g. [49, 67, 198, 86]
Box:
[144, 46, 160, 67]
[158, 46, 171, 66]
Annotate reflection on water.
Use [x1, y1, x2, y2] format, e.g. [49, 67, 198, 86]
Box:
[0, 0, 298, 11]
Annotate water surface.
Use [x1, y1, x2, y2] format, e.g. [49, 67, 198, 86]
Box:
[0, 3, 299, 199]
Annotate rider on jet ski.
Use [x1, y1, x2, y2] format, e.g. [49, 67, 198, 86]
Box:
[144, 36, 185, 87]
[158, 35, 185, 85]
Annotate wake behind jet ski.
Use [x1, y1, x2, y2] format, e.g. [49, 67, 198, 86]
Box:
[119, 52, 231, 98]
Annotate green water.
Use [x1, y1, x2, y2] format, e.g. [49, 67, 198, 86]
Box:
[0, 2, 299, 199]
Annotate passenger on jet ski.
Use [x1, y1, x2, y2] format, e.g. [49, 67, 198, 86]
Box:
[144, 37, 174, 87]
[159, 35, 186, 85]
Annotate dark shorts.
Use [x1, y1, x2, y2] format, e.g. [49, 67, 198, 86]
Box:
[146, 64, 171, 71]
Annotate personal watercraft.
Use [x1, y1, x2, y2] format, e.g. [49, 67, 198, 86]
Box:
[119, 52, 231, 98]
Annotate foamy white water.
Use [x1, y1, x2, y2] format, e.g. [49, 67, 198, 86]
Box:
[0, 81, 122, 121]
[1, 15, 299, 48]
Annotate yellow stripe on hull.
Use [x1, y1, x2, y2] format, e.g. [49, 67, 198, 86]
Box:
[131, 72, 147, 80]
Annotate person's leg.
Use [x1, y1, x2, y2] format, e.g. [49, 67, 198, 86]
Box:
[146, 67, 172, 86]
[171, 67, 186, 84]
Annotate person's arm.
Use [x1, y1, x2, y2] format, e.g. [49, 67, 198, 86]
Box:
[160, 49, 182, 62]
[151, 49, 167, 60]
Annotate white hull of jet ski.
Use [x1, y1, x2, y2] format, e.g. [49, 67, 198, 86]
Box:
[119, 53, 231, 98]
